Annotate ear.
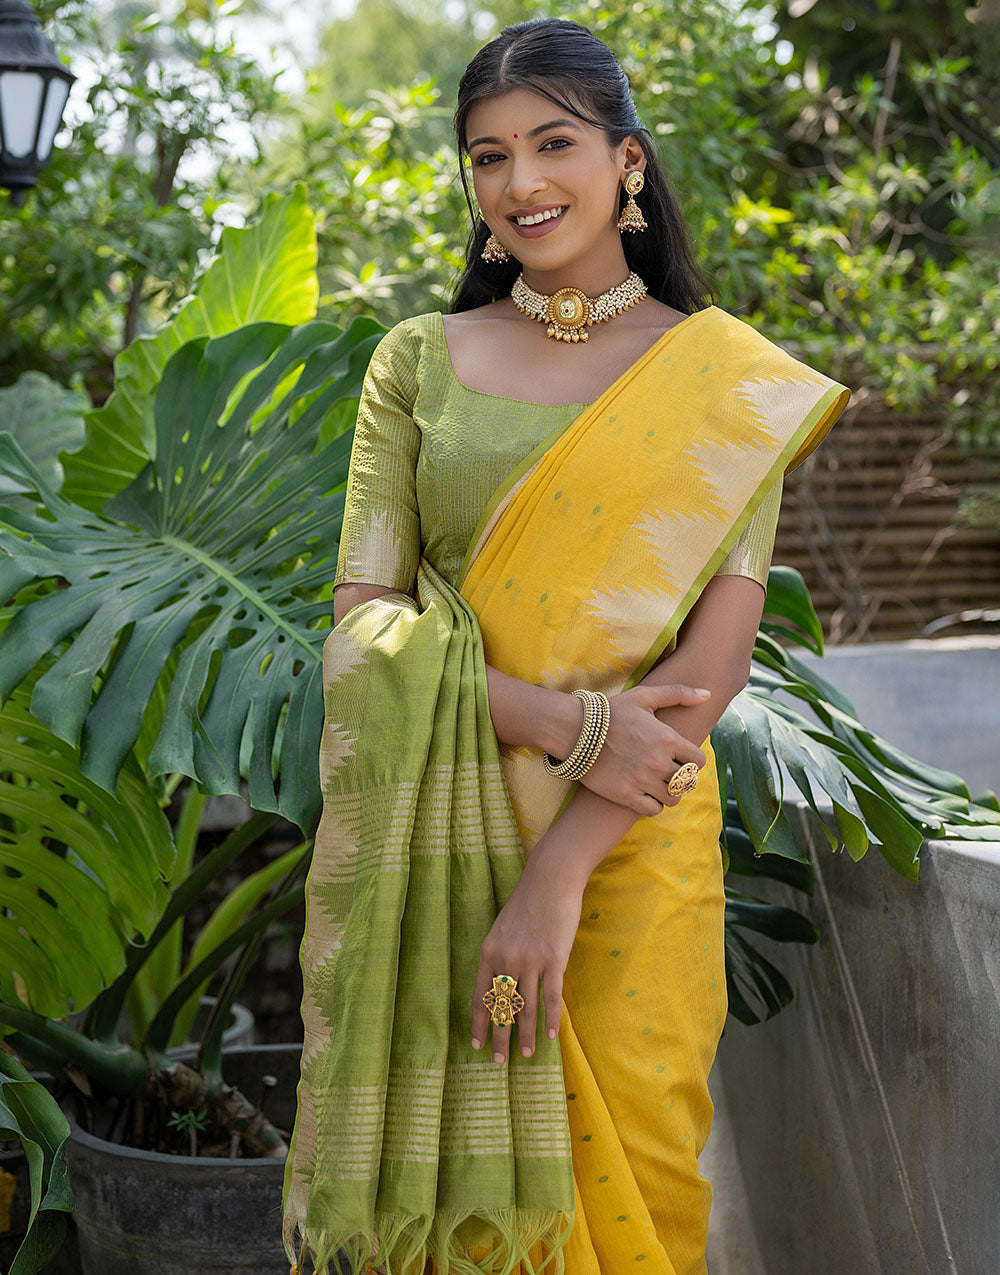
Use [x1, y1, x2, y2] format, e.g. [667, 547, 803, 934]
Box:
[619, 134, 647, 178]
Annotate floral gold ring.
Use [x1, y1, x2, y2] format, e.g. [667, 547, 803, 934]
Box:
[483, 974, 525, 1027]
[667, 762, 700, 798]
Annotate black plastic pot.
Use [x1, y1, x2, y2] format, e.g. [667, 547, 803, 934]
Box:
[63, 1043, 301, 1275]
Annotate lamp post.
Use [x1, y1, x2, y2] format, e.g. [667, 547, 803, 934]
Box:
[0, 0, 75, 205]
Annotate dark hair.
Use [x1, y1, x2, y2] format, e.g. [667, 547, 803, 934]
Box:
[449, 16, 715, 315]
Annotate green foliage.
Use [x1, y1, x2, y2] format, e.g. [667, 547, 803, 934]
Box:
[59, 183, 320, 512]
[0, 373, 88, 516]
[0, 1050, 73, 1275]
[0, 683, 174, 1020]
[714, 566, 1000, 882]
[260, 80, 471, 327]
[0, 314, 380, 830]
[311, 0, 484, 114]
[0, 0, 282, 392]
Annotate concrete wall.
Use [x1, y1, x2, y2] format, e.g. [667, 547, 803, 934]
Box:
[702, 805, 1000, 1275]
[791, 636, 1000, 801]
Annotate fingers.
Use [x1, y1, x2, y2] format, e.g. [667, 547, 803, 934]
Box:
[471, 962, 541, 1064]
[470, 960, 494, 1053]
[542, 971, 563, 1042]
[670, 737, 708, 770]
[517, 975, 538, 1059]
[491, 1019, 513, 1065]
[632, 682, 711, 711]
[639, 792, 667, 817]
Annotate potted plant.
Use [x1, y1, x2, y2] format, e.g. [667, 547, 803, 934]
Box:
[0, 184, 371, 1274]
[1, 184, 997, 1275]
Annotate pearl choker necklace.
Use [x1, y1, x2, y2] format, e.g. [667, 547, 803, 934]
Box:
[511, 270, 648, 342]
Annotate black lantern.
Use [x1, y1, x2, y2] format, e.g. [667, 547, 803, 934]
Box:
[0, 0, 75, 204]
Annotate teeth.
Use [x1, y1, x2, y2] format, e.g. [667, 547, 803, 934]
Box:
[515, 206, 566, 226]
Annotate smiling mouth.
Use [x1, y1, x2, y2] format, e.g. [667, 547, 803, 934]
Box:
[510, 205, 568, 226]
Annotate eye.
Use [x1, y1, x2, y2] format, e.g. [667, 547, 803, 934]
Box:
[473, 137, 573, 167]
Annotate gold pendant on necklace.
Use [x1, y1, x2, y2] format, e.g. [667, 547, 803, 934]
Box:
[546, 286, 591, 342]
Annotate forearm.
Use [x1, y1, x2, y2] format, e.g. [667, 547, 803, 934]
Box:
[528, 663, 741, 891]
[485, 663, 581, 757]
[639, 643, 745, 750]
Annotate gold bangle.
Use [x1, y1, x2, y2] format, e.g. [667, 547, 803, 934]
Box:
[543, 689, 611, 780]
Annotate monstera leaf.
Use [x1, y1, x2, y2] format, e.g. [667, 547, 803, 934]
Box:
[0, 685, 174, 1020]
[0, 315, 385, 831]
[0, 373, 88, 514]
[0, 1050, 74, 1275]
[58, 183, 319, 513]
[714, 567, 1000, 882]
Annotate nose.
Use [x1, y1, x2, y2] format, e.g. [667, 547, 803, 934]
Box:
[505, 152, 547, 202]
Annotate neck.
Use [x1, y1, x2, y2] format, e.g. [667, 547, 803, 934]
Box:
[520, 246, 635, 296]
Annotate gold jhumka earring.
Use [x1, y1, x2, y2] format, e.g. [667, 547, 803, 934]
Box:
[481, 230, 510, 263]
[617, 170, 647, 233]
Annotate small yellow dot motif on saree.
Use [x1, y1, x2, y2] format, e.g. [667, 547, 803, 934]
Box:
[636, 1256, 647, 1262]
[599, 1174, 610, 1182]
[617, 1215, 628, 1223]
[581, 1133, 593, 1142]
[626, 989, 637, 997]
[655, 1065, 666, 1074]
[610, 949, 621, 957]
[589, 911, 600, 919]
[641, 1026, 652, 1036]
[592, 504, 601, 515]
[539, 591, 548, 602]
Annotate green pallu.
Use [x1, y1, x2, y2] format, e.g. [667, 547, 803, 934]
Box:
[282, 558, 575, 1275]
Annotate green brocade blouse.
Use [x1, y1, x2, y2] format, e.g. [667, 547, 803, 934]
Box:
[333, 310, 783, 594]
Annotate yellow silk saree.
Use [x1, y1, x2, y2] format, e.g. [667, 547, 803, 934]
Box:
[281, 306, 851, 1275]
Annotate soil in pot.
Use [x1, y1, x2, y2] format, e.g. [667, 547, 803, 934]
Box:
[63, 1042, 307, 1275]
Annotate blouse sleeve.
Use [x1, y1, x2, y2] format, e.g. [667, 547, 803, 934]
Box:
[333, 320, 423, 594]
[713, 473, 783, 588]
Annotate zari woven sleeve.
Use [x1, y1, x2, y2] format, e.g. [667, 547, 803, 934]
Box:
[333, 320, 422, 594]
[713, 472, 783, 587]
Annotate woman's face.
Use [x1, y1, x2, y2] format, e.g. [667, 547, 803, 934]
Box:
[465, 86, 641, 285]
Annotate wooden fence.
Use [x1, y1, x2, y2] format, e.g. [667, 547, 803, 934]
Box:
[773, 379, 1000, 643]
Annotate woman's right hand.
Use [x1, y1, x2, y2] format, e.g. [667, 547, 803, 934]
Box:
[574, 684, 710, 816]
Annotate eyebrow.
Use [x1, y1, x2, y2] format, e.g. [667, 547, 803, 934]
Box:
[467, 118, 584, 150]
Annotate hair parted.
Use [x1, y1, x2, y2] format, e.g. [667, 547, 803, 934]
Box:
[449, 16, 715, 316]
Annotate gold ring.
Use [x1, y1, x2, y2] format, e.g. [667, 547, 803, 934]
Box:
[483, 974, 524, 1027]
[667, 761, 700, 798]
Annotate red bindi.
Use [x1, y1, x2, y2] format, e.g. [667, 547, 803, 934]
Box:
[513, 133, 517, 138]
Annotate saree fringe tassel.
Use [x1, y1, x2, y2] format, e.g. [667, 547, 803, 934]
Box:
[286, 1207, 572, 1275]
[282, 307, 851, 1274]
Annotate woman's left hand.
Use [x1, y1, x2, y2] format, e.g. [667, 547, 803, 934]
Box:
[470, 847, 584, 1064]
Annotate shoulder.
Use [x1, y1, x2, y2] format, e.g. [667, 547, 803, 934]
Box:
[365, 311, 440, 391]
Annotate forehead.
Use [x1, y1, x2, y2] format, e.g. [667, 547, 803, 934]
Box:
[465, 86, 588, 140]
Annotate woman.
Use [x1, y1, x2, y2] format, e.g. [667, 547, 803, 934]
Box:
[282, 17, 849, 1275]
